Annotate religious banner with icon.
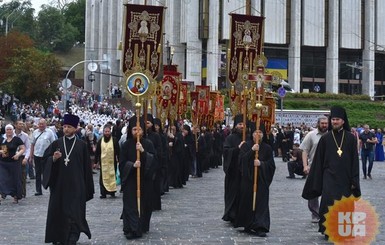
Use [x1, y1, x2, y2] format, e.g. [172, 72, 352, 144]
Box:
[178, 82, 188, 116]
[126, 72, 151, 96]
[190, 91, 199, 123]
[228, 14, 265, 84]
[157, 74, 179, 125]
[196, 85, 210, 116]
[214, 94, 225, 122]
[122, 4, 164, 77]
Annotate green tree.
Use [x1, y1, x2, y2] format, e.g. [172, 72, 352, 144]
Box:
[4, 48, 62, 105]
[36, 6, 78, 52]
[63, 0, 85, 43]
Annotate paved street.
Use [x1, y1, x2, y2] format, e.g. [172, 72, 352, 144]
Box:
[0, 158, 384, 245]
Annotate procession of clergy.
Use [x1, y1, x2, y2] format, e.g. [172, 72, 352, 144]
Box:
[0, 101, 359, 244]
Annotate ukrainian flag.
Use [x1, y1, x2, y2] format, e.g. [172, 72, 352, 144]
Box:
[265, 58, 288, 80]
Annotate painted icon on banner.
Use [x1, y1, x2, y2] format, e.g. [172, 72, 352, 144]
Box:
[126, 72, 150, 96]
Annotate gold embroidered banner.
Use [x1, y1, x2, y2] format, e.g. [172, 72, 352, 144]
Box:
[178, 82, 188, 116]
[228, 14, 265, 84]
[196, 85, 210, 116]
[122, 4, 164, 77]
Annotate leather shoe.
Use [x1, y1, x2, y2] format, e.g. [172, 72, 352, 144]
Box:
[34, 192, 42, 196]
[255, 230, 267, 237]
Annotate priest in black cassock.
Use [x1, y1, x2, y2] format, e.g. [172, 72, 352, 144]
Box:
[234, 125, 276, 237]
[119, 116, 155, 239]
[302, 106, 361, 238]
[43, 114, 94, 245]
[222, 114, 244, 223]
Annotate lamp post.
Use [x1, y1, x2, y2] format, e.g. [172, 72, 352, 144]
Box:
[62, 59, 107, 111]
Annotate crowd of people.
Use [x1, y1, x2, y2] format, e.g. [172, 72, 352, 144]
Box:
[0, 100, 383, 243]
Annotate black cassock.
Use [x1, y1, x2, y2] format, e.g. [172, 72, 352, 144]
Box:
[43, 137, 94, 244]
[222, 132, 242, 222]
[234, 140, 275, 232]
[302, 129, 361, 233]
[119, 137, 155, 236]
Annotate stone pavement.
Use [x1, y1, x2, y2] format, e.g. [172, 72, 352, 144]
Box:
[0, 158, 384, 245]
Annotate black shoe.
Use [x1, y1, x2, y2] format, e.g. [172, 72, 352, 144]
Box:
[368, 174, 372, 179]
[110, 193, 116, 198]
[255, 230, 267, 237]
[29, 176, 36, 180]
[301, 175, 307, 179]
[100, 195, 106, 199]
[363, 175, 367, 179]
[286, 176, 295, 179]
[34, 192, 42, 196]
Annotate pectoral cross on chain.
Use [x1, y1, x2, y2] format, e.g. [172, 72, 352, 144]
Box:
[64, 157, 70, 166]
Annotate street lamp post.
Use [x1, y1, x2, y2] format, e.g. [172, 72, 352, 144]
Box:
[63, 59, 106, 111]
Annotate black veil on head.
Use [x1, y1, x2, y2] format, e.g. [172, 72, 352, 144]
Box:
[127, 115, 145, 139]
[153, 118, 163, 133]
[328, 106, 350, 131]
[251, 122, 269, 144]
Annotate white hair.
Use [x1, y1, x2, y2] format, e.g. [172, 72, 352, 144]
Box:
[5, 124, 14, 130]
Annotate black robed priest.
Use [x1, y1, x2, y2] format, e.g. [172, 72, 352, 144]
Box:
[302, 106, 361, 236]
[43, 114, 94, 244]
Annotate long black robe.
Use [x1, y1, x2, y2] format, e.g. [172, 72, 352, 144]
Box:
[146, 131, 162, 211]
[94, 136, 120, 196]
[167, 132, 184, 188]
[43, 137, 94, 244]
[222, 131, 242, 222]
[158, 132, 169, 193]
[119, 137, 155, 236]
[302, 129, 361, 233]
[234, 140, 276, 232]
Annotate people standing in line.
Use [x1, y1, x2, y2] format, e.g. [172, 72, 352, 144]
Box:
[119, 116, 156, 239]
[85, 124, 97, 172]
[42, 114, 94, 244]
[0, 124, 25, 204]
[302, 106, 361, 239]
[374, 128, 384, 162]
[167, 123, 184, 189]
[30, 118, 56, 196]
[25, 121, 36, 180]
[153, 118, 169, 194]
[94, 125, 120, 198]
[142, 114, 162, 211]
[359, 124, 377, 179]
[299, 116, 328, 223]
[181, 124, 194, 182]
[234, 125, 276, 237]
[222, 114, 244, 223]
[14, 120, 31, 198]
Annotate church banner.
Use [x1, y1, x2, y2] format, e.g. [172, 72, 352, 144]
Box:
[228, 14, 265, 84]
[196, 85, 210, 116]
[178, 82, 188, 116]
[122, 4, 164, 77]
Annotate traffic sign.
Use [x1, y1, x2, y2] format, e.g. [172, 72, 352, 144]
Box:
[61, 79, 72, 89]
[278, 86, 286, 97]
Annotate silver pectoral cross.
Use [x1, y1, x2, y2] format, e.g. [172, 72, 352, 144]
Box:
[64, 157, 70, 166]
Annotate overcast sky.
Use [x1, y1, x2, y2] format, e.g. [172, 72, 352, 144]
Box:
[31, 0, 46, 14]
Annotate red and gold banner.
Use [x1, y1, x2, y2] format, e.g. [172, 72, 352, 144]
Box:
[196, 85, 210, 115]
[190, 91, 199, 123]
[228, 14, 265, 84]
[122, 4, 164, 77]
[214, 94, 225, 122]
[178, 82, 188, 115]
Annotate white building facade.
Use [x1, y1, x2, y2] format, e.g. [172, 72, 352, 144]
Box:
[85, 0, 385, 98]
